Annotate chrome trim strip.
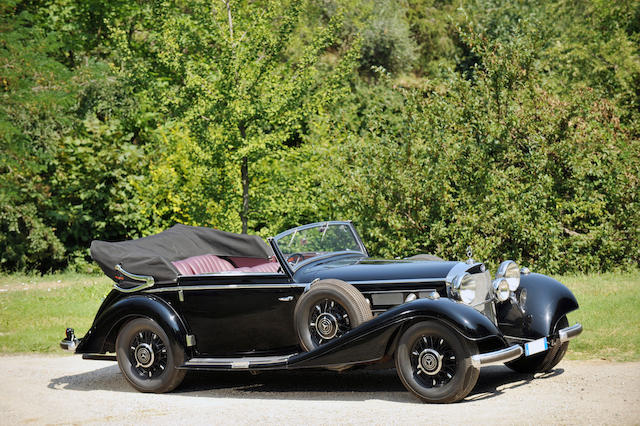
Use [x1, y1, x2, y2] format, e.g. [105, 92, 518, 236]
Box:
[361, 288, 438, 294]
[183, 354, 293, 368]
[471, 344, 523, 369]
[350, 278, 444, 285]
[114, 264, 154, 293]
[145, 283, 308, 293]
[558, 323, 583, 343]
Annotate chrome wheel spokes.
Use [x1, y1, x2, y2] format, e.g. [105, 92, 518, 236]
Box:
[410, 334, 457, 388]
[129, 329, 168, 378]
[308, 298, 351, 346]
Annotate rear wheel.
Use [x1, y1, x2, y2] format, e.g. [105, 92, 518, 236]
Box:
[116, 317, 186, 393]
[505, 316, 570, 373]
[395, 321, 479, 403]
[294, 279, 372, 351]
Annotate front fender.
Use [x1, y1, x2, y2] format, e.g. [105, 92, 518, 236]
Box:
[76, 294, 189, 355]
[289, 298, 507, 369]
[497, 273, 579, 339]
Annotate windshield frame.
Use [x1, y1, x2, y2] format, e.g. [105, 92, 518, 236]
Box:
[270, 221, 368, 273]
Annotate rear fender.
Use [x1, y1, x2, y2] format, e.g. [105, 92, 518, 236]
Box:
[496, 273, 579, 340]
[76, 294, 189, 356]
[288, 298, 507, 369]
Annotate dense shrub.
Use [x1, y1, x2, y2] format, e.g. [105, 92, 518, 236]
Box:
[0, 0, 638, 274]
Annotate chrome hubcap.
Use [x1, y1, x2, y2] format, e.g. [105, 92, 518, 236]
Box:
[418, 348, 443, 375]
[316, 313, 338, 339]
[410, 335, 457, 388]
[134, 343, 155, 368]
[309, 298, 351, 346]
[128, 330, 168, 378]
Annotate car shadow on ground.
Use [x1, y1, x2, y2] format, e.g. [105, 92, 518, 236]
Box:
[48, 363, 565, 403]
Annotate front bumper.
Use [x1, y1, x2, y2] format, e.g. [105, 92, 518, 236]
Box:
[471, 322, 583, 369]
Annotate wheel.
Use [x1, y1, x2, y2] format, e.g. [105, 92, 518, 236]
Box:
[505, 316, 570, 373]
[395, 321, 479, 403]
[115, 317, 186, 393]
[407, 254, 444, 261]
[294, 279, 372, 351]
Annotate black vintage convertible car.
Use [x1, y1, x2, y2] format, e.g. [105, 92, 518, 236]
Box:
[61, 221, 582, 403]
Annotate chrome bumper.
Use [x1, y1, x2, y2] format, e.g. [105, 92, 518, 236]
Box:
[471, 344, 523, 369]
[471, 322, 583, 369]
[558, 323, 583, 343]
[60, 328, 78, 352]
[60, 338, 78, 351]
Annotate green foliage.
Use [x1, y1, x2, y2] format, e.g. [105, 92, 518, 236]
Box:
[0, 6, 74, 271]
[0, 0, 638, 274]
[311, 16, 639, 273]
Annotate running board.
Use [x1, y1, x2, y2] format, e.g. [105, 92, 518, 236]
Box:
[181, 354, 294, 370]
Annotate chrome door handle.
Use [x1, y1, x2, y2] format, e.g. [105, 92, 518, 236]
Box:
[278, 296, 294, 302]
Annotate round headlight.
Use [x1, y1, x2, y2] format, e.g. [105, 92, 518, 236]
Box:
[492, 278, 510, 302]
[496, 260, 520, 291]
[452, 273, 477, 305]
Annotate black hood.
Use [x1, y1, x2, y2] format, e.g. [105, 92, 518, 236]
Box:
[293, 254, 459, 283]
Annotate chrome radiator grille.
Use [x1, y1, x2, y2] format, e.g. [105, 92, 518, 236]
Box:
[470, 270, 497, 325]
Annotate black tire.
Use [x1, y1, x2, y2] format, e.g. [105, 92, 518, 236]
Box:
[116, 317, 186, 393]
[505, 316, 570, 374]
[407, 254, 444, 261]
[294, 279, 372, 351]
[395, 321, 479, 403]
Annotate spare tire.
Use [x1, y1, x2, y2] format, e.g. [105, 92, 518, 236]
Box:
[407, 254, 444, 261]
[294, 279, 372, 351]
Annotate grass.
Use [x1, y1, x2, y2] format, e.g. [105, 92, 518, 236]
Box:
[558, 270, 640, 362]
[0, 272, 112, 353]
[0, 270, 638, 360]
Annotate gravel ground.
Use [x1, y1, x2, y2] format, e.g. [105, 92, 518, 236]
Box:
[1, 355, 638, 425]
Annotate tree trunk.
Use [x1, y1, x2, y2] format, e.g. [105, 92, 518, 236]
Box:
[241, 155, 249, 234]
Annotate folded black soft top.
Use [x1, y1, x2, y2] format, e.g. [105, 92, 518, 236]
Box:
[90, 224, 273, 286]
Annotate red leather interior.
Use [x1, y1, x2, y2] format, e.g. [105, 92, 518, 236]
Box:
[172, 254, 280, 275]
[248, 262, 280, 273]
[172, 254, 234, 275]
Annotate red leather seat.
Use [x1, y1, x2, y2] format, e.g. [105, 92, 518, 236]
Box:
[248, 262, 280, 273]
[172, 254, 234, 275]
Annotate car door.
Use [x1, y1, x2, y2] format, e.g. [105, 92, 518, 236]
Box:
[176, 273, 305, 356]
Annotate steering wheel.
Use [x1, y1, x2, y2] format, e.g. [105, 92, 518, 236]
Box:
[287, 252, 305, 266]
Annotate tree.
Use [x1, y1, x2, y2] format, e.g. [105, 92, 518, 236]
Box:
[114, 0, 347, 233]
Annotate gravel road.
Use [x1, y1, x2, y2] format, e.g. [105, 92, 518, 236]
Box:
[1, 355, 638, 425]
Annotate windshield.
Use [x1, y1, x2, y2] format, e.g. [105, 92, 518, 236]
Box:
[273, 222, 365, 268]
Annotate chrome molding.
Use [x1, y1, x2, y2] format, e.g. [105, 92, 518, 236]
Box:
[471, 344, 523, 369]
[360, 286, 440, 293]
[113, 264, 155, 293]
[145, 283, 307, 293]
[350, 278, 444, 285]
[185, 334, 196, 347]
[183, 354, 293, 369]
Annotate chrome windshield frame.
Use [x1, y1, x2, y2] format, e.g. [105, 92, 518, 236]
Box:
[270, 221, 368, 273]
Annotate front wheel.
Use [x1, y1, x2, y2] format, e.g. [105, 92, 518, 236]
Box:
[395, 321, 479, 403]
[116, 317, 186, 393]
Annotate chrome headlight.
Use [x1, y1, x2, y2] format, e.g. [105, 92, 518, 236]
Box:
[451, 273, 477, 304]
[492, 278, 510, 302]
[496, 260, 520, 291]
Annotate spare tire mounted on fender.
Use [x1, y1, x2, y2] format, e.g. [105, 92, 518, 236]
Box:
[294, 279, 372, 351]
